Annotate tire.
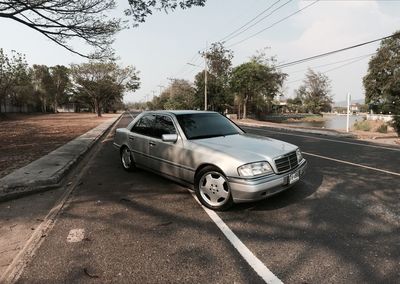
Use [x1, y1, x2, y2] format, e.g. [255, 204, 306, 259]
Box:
[120, 146, 135, 171]
[195, 166, 233, 211]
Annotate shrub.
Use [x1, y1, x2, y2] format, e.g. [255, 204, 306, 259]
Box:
[353, 120, 371, 131]
[392, 115, 400, 135]
[376, 123, 388, 133]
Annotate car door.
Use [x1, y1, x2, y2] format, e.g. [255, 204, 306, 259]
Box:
[129, 114, 156, 168]
[148, 115, 185, 179]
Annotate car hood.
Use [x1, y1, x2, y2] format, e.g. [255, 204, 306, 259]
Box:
[190, 134, 297, 164]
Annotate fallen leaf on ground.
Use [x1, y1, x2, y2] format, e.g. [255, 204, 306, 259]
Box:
[83, 268, 99, 278]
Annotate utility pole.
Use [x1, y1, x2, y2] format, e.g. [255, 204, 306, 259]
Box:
[167, 77, 177, 97]
[157, 85, 164, 96]
[203, 42, 208, 111]
[204, 44, 208, 111]
[187, 46, 208, 111]
[346, 92, 351, 132]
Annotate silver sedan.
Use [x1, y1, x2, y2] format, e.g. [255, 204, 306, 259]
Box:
[113, 110, 307, 210]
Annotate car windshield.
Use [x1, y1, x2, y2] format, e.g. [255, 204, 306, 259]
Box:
[176, 113, 241, 140]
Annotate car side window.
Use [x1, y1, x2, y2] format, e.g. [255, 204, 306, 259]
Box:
[154, 115, 176, 139]
[131, 115, 156, 137]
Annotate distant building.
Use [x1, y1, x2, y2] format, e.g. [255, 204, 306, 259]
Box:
[350, 104, 359, 113]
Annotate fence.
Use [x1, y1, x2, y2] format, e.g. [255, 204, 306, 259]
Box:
[0, 103, 36, 113]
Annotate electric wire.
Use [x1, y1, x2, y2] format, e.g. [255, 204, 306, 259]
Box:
[221, 0, 291, 43]
[286, 54, 373, 85]
[277, 34, 397, 68]
[173, 52, 202, 78]
[227, 0, 320, 48]
[288, 52, 375, 74]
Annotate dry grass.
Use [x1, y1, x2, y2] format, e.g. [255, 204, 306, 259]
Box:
[0, 113, 119, 178]
[353, 119, 393, 133]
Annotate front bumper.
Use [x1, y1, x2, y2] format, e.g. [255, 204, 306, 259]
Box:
[228, 159, 307, 203]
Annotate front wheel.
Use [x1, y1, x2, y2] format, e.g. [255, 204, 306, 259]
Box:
[195, 166, 233, 211]
[120, 146, 135, 171]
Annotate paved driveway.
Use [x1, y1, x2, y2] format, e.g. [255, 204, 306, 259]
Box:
[12, 113, 400, 283]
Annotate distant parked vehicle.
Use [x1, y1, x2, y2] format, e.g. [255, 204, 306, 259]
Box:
[113, 111, 307, 210]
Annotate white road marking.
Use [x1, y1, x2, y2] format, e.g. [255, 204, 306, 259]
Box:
[190, 193, 283, 284]
[67, 229, 85, 243]
[127, 111, 135, 120]
[242, 125, 400, 152]
[303, 152, 400, 177]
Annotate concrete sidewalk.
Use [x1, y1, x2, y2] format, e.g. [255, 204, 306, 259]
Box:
[0, 114, 121, 201]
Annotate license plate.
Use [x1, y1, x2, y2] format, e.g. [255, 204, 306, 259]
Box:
[289, 170, 300, 184]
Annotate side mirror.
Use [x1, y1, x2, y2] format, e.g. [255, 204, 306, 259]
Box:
[162, 134, 178, 143]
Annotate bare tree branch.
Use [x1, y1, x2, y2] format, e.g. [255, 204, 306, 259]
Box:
[1, 0, 207, 58]
[0, 0, 120, 59]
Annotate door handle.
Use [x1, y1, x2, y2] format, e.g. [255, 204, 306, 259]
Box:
[149, 141, 156, 146]
[128, 136, 135, 141]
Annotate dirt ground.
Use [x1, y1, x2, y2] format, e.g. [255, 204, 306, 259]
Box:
[0, 113, 120, 179]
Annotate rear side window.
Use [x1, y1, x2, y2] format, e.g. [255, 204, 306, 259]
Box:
[131, 115, 156, 137]
[154, 115, 176, 139]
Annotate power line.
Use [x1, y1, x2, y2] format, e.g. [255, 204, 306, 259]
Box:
[173, 52, 202, 78]
[288, 52, 375, 74]
[286, 54, 373, 85]
[277, 34, 398, 69]
[227, 0, 320, 48]
[181, 0, 310, 77]
[220, 0, 289, 43]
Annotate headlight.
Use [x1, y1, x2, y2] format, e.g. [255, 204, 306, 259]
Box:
[296, 149, 303, 163]
[238, 161, 273, 177]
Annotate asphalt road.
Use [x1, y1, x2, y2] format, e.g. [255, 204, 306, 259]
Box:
[15, 113, 400, 283]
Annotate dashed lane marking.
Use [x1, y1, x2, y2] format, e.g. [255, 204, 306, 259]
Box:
[303, 151, 400, 177]
[67, 229, 85, 243]
[190, 193, 283, 284]
[126, 111, 136, 120]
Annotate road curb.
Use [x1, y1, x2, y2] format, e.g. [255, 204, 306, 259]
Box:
[0, 114, 122, 201]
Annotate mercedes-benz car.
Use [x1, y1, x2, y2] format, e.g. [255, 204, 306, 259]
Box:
[113, 110, 307, 210]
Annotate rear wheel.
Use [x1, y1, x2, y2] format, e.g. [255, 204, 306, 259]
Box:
[120, 146, 135, 171]
[195, 166, 233, 211]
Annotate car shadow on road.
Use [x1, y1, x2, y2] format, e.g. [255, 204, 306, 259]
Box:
[230, 171, 320, 212]
[15, 133, 400, 283]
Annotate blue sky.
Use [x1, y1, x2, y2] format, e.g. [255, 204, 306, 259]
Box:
[1, 0, 399, 103]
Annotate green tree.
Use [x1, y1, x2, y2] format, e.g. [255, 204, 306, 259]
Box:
[126, 0, 206, 25]
[49, 65, 71, 113]
[0, 49, 14, 113]
[194, 42, 234, 112]
[295, 69, 333, 114]
[0, 50, 33, 112]
[151, 79, 195, 110]
[363, 31, 400, 133]
[71, 61, 140, 116]
[194, 71, 228, 111]
[230, 55, 285, 119]
[286, 97, 303, 113]
[9, 59, 33, 112]
[32, 65, 53, 112]
[151, 91, 171, 110]
[1, 1, 206, 58]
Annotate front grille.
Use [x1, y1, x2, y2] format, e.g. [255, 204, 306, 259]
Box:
[274, 151, 298, 173]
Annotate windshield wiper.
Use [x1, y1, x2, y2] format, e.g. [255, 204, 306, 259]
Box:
[190, 133, 239, 140]
[189, 134, 225, 140]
